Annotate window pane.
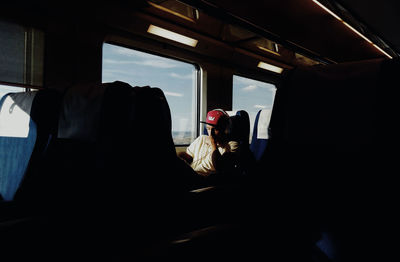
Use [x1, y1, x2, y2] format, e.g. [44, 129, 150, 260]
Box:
[0, 20, 44, 87]
[232, 75, 276, 141]
[102, 43, 197, 145]
[0, 21, 24, 84]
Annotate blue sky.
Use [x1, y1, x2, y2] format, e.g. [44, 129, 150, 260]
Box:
[232, 75, 276, 133]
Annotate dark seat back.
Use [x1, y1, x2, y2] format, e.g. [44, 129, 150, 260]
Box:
[47, 81, 199, 257]
[253, 58, 400, 262]
[228, 110, 256, 175]
[228, 110, 250, 145]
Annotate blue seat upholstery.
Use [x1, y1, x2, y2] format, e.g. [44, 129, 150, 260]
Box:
[250, 109, 273, 161]
[0, 89, 61, 202]
[0, 92, 37, 201]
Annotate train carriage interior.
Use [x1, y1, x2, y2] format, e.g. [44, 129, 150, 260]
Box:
[1, 0, 400, 261]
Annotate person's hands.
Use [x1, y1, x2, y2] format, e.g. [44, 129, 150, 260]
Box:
[178, 152, 193, 165]
[210, 128, 217, 150]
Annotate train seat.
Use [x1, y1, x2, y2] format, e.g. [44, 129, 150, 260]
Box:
[52, 81, 199, 206]
[249, 109, 273, 162]
[48, 81, 200, 257]
[0, 89, 62, 262]
[258, 57, 399, 262]
[227, 110, 255, 176]
[0, 89, 61, 202]
[228, 110, 250, 146]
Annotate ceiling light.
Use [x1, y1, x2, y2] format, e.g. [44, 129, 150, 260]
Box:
[372, 44, 393, 59]
[312, 0, 342, 21]
[342, 22, 372, 43]
[312, 0, 393, 59]
[257, 62, 284, 74]
[147, 25, 198, 47]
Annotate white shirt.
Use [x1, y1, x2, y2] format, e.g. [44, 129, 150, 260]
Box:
[186, 135, 239, 176]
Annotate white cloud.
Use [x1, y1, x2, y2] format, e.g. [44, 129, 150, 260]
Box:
[102, 69, 140, 82]
[242, 85, 258, 91]
[103, 59, 136, 65]
[169, 72, 193, 79]
[113, 47, 152, 58]
[102, 69, 133, 75]
[234, 76, 257, 86]
[234, 75, 276, 92]
[106, 43, 191, 69]
[134, 59, 179, 68]
[164, 91, 184, 97]
[254, 104, 267, 109]
[104, 57, 179, 68]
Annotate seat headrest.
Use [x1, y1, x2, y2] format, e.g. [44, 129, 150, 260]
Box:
[236, 110, 250, 142]
[58, 81, 173, 143]
[276, 58, 384, 146]
[58, 82, 106, 141]
[227, 110, 250, 144]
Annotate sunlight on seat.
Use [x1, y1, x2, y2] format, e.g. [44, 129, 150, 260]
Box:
[0, 96, 30, 138]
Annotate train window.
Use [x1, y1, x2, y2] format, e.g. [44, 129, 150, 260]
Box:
[232, 75, 276, 141]
[0, 20, 44, 88]
[102, 43, 198, 145]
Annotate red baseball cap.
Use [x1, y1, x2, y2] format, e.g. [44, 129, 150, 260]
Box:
[200, 109, 229, 127]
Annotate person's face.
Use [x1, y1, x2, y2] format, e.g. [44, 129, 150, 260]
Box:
[206, 124, 220, 137]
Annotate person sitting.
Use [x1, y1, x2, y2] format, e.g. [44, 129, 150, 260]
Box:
[178, 109, 240, 177]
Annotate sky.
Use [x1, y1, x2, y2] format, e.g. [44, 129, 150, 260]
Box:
[102, 43, 276, 140]
[232, 75, 276, 135]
